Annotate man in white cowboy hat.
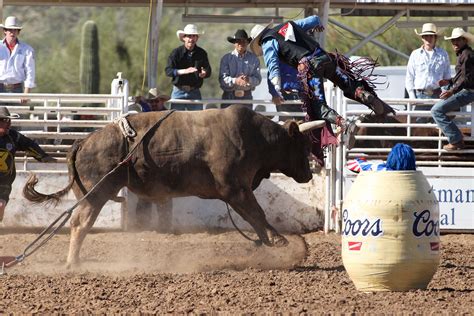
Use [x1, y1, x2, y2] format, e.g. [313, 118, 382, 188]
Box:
[248, 15, 395, 165]
[0, 106, 55, 222]
[406, 23, 451, 104]
[218, 29, 261, 105]
[431, 27, 474, 150]
[165, 24, 211, 111]
[131, 88, 170, 112]
[127, 88, 174, 231]
[0, 16, 35, 103]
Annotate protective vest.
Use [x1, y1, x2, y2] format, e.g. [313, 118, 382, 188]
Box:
[0, 129, 48, 185]
[262, 21, 320, 67]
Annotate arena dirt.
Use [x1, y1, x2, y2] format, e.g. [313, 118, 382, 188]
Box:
[0, 231, 472, 313]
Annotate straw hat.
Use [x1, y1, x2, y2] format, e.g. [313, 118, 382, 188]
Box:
[0, 16, 23, 30]
[176, 24, 203, 42]
[0, 106, 20, 119]
[444, 27, 474, 43]
[147, 88, 170, 101]
[249, 22, 272, 57]
[227, 29, 252, 44]
[414, 23, 438, 36]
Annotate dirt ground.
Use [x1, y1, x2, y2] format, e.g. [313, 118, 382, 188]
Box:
[0, 230, 472, 314]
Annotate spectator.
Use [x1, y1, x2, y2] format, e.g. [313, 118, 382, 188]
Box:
[431, 28, 474, 151]
[0, 16, 35, 104]
[406, 23, 451, 100]
[130, 88, 170, 113]
[405, 23, 451, 122]
[165, 24, 211, 111]
[0, 106, 55, 222]
[130, 88, 173, 232]
[219, 29, 261, 107]
[249, 16, 394, 163]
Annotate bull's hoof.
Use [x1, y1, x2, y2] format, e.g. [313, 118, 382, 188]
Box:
[271, 234, 289, 247]
[65, 260, 81, 270]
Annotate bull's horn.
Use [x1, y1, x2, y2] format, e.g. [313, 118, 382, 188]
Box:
[298, 120, 326, 133]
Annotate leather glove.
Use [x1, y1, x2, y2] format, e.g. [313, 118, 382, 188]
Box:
[274, 84, 284, 99]
[271, 76, 284, 99]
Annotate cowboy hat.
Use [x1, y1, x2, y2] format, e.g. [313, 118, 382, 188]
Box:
[0, 16, 23, 30]
[414, 23, 438, 36]
[0, 106, 20, 119]
[249, 22, 272, 57]
[227, 29, 252, 44]
[444, 27, 474, 43]
[147, 88, 170, 101]
[176, 24, 203, 42]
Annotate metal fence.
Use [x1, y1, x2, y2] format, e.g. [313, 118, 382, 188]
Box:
[2, 85, 472, 232]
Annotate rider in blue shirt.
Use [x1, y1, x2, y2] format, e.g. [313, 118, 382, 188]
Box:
[250, 15, 395, 164]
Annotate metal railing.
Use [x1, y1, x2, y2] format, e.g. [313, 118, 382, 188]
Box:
[325, 90, 474, 233]
[4, 89, 472, 234]
[2, 93, 125, 173]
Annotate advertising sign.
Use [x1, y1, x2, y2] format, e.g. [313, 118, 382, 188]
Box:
[344, 167, 473, 231]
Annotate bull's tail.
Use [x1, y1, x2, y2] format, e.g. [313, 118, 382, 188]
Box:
[23, 141, 82, 205]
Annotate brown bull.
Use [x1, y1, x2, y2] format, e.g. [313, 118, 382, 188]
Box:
[23, 105, 323, 267]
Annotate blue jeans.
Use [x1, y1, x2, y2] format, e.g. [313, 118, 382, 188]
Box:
[414, 91, 440, 123]
[221, 90, 252, 109]
[171, 86, 202, 111]
[431, 89, 474, 144]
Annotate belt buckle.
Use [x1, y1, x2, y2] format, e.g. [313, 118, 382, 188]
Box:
[234, 90, 245, 97]
[177, 85, 192, 92]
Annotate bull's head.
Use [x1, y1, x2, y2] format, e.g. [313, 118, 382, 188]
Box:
[279, 120, 325, 183]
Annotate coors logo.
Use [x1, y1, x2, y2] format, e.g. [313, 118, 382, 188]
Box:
[412, 209, 440, 237]
[341, 209, 383, 237]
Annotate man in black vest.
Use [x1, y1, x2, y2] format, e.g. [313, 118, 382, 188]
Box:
[0, 106, 55, 222]
[249, 16, 395, 164]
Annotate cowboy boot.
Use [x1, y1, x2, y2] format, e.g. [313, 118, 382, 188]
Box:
[355, 87, 396, 117]
[320, 103, 339, 124]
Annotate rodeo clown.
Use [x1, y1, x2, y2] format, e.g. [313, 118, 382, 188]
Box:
[346, 143, 417, 173]
[0, 106, 55, 222]
[249, 15, 396, 165]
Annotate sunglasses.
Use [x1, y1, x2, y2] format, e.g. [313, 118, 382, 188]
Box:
[0, 118, 11, 123]
[3, 29, 18, 32]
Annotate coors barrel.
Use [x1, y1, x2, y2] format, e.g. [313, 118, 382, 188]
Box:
[341, 171, 440, 292]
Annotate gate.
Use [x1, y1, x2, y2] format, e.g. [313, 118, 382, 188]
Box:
[325, 87, 474, 233]
[2, 76, 128, 229]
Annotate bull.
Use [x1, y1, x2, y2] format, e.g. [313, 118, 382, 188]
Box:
[23, 105, 324, 267]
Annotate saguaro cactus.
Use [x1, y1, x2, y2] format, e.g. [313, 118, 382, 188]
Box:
[80, 20, 100, 95]
[79, 21, 100, 128]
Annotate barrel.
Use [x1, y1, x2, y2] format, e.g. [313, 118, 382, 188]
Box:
[341, 171, 440, 292]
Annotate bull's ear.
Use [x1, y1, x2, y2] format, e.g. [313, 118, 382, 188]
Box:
[287, 121, 300, 137]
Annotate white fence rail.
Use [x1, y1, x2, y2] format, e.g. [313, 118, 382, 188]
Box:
[2, 82, 472, 233]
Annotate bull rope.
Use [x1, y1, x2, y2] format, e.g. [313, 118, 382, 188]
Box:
[2, 110, 176, 271]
